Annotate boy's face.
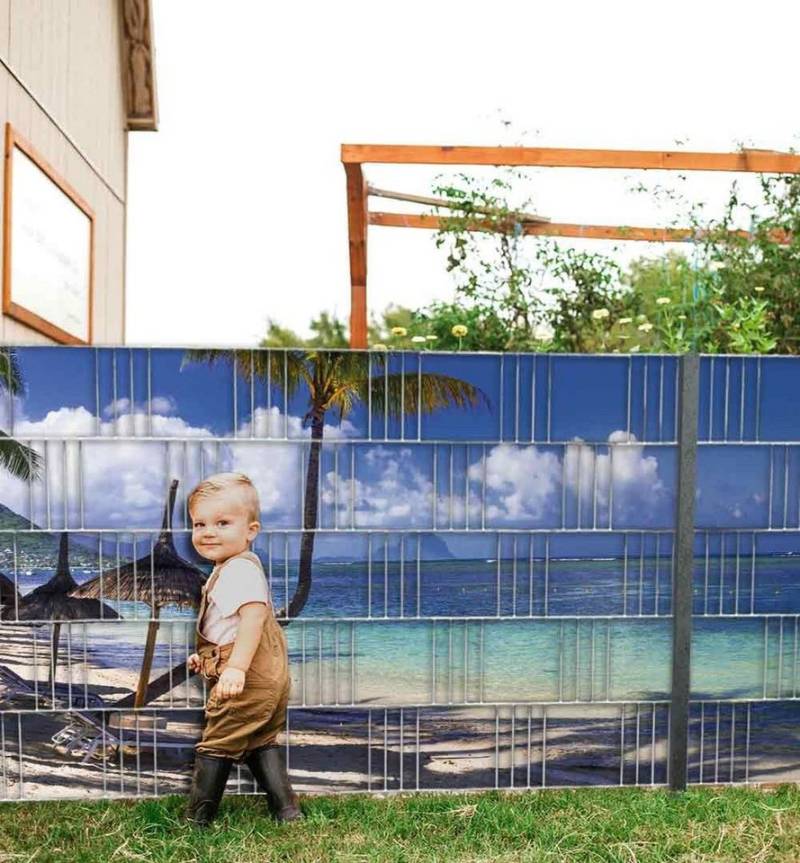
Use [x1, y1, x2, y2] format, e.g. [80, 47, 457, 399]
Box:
[190, 490, 260, 564]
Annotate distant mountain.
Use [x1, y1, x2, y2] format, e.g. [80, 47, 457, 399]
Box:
[0, 503, 211, 572]
[272, 532, 455, 563]
[419, 534, 454, 560]
[0, 502, 104, 570]
[2, 498, 797, 571]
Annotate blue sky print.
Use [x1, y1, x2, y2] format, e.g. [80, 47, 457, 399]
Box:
[1, 349, 798, 547]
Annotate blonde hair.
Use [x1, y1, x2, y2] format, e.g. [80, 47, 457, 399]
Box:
[187, 472, 261, 524]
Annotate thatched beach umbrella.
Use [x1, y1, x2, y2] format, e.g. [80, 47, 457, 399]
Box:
[17, 532, 119, 683]
[69, 479, 206, 707]
[0, 572, 20, 619]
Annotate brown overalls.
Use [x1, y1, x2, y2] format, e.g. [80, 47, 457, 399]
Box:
[195, 548, 290, 760]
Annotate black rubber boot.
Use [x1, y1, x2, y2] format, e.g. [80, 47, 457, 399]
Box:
[244, 743, 303, 822]
[185, 753, 233, 827]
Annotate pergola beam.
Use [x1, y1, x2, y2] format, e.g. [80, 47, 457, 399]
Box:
[369, 211, 791, 245]
[342, 144, 800, 348]
[343, 144, 800, 173]
[367, 184, 550, 224]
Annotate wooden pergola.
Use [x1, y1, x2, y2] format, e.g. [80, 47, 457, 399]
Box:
[342, 144, 800, 349]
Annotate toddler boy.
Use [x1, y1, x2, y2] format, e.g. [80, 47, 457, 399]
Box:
[184, 471, 302, 826]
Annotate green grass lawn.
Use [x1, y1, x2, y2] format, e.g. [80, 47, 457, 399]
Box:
[1, 785, 799, 863]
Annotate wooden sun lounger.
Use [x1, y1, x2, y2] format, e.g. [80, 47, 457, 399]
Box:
[51, 713, 122, 764]
[52, 711, 196, 763]
[0, 663, 196, 762]
[0, 663, 105, 711]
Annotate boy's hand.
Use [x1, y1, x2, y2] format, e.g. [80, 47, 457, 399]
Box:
[216, 666, 246, 700]
[187, 653, 201, 674]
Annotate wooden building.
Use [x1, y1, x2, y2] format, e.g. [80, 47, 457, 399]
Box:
[0, 0, 157, 346]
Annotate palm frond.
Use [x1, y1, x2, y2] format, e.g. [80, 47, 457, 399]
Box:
[0, 348, 24, 396]
[311, 352, 364, 407]
[182, 347, 488, 426]
[362, 372, 490, 419]
[323, 383, 357, 422]
[0, 433, 42, 481]
[180, 348, 307, 400]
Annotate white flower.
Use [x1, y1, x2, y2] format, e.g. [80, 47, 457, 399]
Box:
[426, 335, 438, 341]
[754, 285, 766, 293]
[591, 308, 610, 320]
[677, 314, 687, 320]
[636, 314, 648, 322]
[656, 296, 671, 305]
[709, 261, 725, 272]
[637, 322, 654, 333]
[618, 317, 633, 325]
[629, 344, 641, 353]
[533, 322, 555, 342]
[371, 343, 388, 350]
[410, 335, 427, 343]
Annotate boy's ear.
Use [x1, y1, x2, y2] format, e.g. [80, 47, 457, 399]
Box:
[248, 520, 261, 539]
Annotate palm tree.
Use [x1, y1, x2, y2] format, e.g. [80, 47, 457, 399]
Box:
[0, 348, 42, 481]
[181, 348, 489, 622]
[123, 347, 488, 706]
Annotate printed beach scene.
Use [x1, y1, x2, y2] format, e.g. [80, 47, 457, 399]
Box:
[2, 551, 800, 799]
[0, 347, 799, 799]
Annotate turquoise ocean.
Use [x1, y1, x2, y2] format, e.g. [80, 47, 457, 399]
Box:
[6, 557, 800, 707]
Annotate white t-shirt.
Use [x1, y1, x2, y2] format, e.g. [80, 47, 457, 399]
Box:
[200, 557, 272, 645]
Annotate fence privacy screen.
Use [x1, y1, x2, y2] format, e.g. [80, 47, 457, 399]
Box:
[0, 346, 799, 801]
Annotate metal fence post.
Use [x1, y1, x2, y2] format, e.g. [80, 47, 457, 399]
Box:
[669, 351, 699, 791]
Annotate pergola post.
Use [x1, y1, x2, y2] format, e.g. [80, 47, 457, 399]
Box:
[344, 163, 368, 349]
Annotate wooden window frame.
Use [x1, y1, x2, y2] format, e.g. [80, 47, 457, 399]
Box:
[3, 122, 95, 345]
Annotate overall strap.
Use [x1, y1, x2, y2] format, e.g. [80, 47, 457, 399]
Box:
[196, 561, 225, 636]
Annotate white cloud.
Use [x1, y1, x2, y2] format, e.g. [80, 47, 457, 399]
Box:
[313, 431, 669, 530]
[228, 442, 302, 525]
[0, 404, 335, 530]
[15, 405, 98, 436]
[469, 443, 561, 523]
[464, 430, 666, 526]
[321, 446, 435, 528]
[0, 393, 12, 433]
[1, 394, 670, 533]
[236, 406, 358, 440]
[9, 399, 207, 438]
[102, 396, 177, 418]
[568, 431, 666, 525]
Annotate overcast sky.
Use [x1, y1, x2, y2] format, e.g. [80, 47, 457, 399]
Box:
[125, 0, 800, 347]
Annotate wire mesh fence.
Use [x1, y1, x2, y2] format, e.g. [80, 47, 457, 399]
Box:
[0, 347, 798, 800]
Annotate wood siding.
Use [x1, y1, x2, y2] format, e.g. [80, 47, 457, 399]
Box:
[0, 0, 127, 344]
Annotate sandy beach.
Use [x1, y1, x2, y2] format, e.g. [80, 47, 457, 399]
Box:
[1, 621, 798, 801]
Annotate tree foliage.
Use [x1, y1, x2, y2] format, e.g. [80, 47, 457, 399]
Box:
[688, 173, 800, 353]
[259, 158, 799, 355]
